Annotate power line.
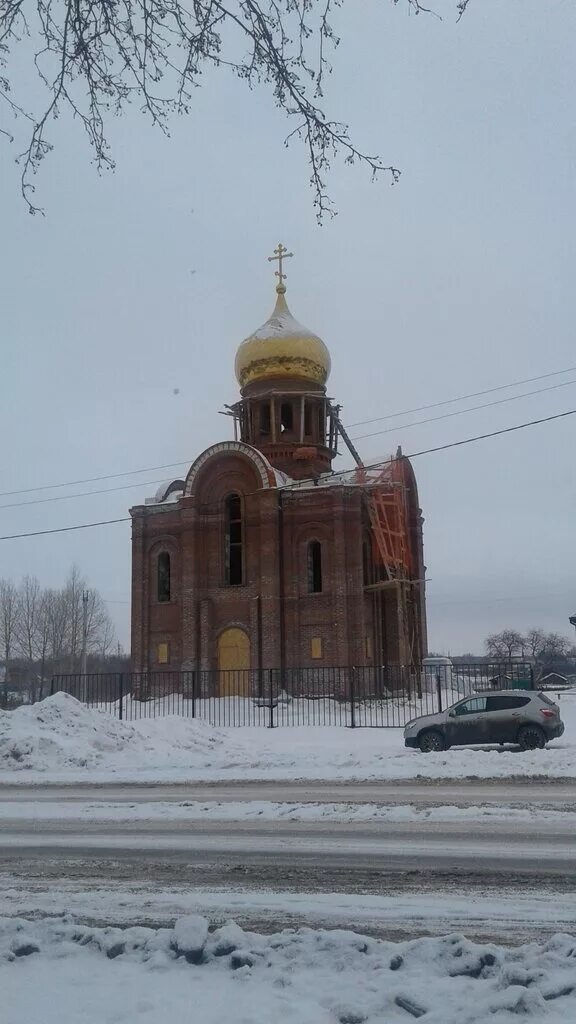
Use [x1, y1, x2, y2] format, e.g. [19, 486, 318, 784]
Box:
[0, 518, 131, 541]
[2, 406, 574, 542]
[347, 364, 576, 428]
[3, 364, 576, 500]
[0, 461, 189, 499]
[350, 377, 576, 442]
[404, 407, 576, 463]
[0, 477, 173, 512]
[3, 374, 570, 512]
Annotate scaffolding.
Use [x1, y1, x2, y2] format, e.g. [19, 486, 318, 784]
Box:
[335, 419, 424, 671]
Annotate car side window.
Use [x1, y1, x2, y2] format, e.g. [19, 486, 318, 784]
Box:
[486, 695, 531, 712]
[453, 696, 488, 716]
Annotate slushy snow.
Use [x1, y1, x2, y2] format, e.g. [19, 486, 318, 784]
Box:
[2, 914, 576, 1023]
[1, 798, 575, 826]
[1, 692, 575, 782]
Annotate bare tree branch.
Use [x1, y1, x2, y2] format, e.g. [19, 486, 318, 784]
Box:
[0, 1, 472, 216]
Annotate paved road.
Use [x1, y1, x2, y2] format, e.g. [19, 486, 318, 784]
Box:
[2, 814, 576, 944]
[1, 815, 576, 875]
[2, 778, 576, 807]
[2, 779, 575, 943]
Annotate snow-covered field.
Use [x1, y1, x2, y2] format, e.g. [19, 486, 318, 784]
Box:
[2, 914, 576, 1024]
[1, 692, 575, 783]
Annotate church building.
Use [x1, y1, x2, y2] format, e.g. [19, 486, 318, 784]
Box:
[130, 246, 427, 688]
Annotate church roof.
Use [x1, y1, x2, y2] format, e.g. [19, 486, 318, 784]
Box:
[144, 455, 400, 506]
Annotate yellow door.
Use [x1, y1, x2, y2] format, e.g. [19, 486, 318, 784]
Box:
[218, 628, 250, 696]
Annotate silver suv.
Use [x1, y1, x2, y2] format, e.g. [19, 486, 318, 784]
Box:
[404, 690, 564, 753]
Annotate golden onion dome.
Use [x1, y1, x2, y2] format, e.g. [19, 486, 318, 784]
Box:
[235, 284, 331, 390]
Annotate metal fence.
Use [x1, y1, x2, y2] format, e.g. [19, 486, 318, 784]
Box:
[48, 661, 536, 727]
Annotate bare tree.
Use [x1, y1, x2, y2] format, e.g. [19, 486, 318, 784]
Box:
[539, 632, 571, 663]
[524, 627, 547, 662]
[62, 565, 84, 671]
[485, 629, 525, 662]
[0, 578, 19, 684]
[96, 615, 116, 659]
[14, 575, 41, 663]
[35, 588, 52, 698]
[83, 586, 114, 656]
[0, 1, 471, 216]
[44, 586, 71, 673]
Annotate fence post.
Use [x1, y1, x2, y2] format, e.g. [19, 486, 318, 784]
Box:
[191, 670, 196, 719]
[118, 674, 124, 721]
[349, 666, 356, 729]
[50, 678, 55, 697]
[436, 672, 443, 714]
[268, 669, 275, 729]
[530, 665, 534, 688]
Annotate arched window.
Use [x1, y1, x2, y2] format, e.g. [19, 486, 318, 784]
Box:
[259, 403, 271, 436]
[317, 405, 325, 444]
[280, 402, 293, 433]
[225, 494, 243, 586]
[157, 552, 171, 602]
[307, 540, 322, 593]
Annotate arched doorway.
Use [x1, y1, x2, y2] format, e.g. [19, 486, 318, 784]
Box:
[217, 627, 250, 697]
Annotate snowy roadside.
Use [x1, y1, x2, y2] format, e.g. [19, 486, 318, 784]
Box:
[2, 913, 576, 1023]
[1, 798, 575, 825]
[2, 880, 576, 948]
[1, 693, 575, 785]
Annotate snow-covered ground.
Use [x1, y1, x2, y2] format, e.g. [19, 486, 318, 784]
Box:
[2, 914, 576, 1023]
[3, 881, 576, 947]
[95, 684, 472, 727]
[1, 798, 575, 825]
[1, 692, 575, 783]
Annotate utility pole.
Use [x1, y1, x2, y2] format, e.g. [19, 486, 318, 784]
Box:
[80, 590, 88, 701]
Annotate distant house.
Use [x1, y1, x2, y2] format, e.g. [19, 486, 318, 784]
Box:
[486, 673, 514, 690]
[538, 672, 569, 689]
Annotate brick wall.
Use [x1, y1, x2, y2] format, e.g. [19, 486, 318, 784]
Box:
[130, 446, 425, 674]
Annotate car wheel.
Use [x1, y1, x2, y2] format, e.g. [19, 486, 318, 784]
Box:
[418, 730, 446, 753]
[517, 725, 546, 751]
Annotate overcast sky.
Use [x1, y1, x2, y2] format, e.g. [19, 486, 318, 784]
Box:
[1, 0, 575, 655]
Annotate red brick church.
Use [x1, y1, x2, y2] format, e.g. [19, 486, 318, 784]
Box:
[130, 246, 427, 686]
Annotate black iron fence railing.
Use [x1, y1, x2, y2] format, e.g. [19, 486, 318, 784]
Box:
[40, 662, 537, 727]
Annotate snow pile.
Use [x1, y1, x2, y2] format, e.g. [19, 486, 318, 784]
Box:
[0, 693, 234, 772]
[1, 914, 576, 1023]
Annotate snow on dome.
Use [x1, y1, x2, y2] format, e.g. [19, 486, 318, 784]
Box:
[235, 286, 331, 390]
[250, 305, 318, 341]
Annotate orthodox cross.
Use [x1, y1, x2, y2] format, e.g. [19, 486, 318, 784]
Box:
[268, 243, 293, 286]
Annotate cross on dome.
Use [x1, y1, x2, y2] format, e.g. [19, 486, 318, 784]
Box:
[235, 245, 331, 390]
[267, 243, 293, 291]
